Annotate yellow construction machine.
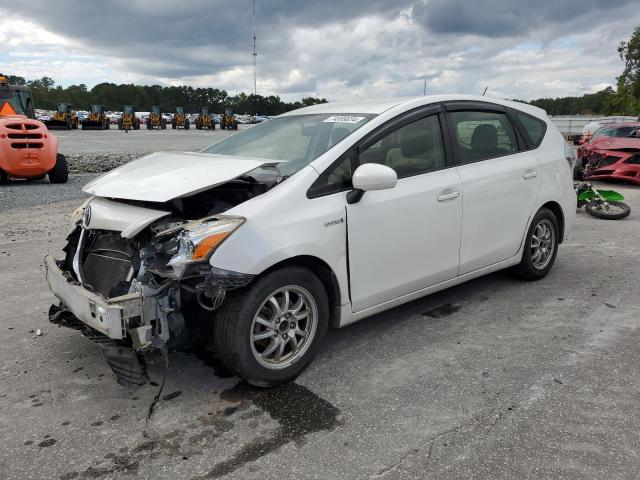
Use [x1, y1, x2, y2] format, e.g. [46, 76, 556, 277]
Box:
[118, 105, 141, 130]
[81, 105, 110, 130]
[220, 108, 238, 130]
[146, 106, 166, 130]
[45, 103, 79, 130]
[172, 106, 189, 129]
[194, 107, 215, 130]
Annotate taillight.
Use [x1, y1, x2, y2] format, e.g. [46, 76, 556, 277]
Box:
[564, 142, 576, 169]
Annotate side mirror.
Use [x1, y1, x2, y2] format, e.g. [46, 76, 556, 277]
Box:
[347, 163, 397, 204]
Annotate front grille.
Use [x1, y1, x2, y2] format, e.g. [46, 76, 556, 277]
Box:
[8, 133, 42, 139]
[82, 233, 134, 297]
[591, 169, 614, 175]
[4, 123, 39, 130]
[10, 142, 43, 149]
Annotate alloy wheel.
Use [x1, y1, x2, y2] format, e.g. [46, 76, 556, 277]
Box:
[530, 219, 555, 270]
[250, 286, 318, 369]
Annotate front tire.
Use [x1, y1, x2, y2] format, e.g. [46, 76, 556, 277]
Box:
[585, 200, 630, 220]
[214, 266, 329, 387]
[48, 154, 69, 184]
[513, 208, 559, 280]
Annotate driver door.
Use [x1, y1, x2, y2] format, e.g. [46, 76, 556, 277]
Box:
[345, 108, 462, 312]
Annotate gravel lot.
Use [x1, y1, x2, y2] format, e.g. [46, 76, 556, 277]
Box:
[0, 175, 95, 211]
[55, 125, 247, 155]
[1, 142, 640, 479]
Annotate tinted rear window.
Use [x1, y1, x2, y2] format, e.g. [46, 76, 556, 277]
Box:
[514, 111, 546, 147]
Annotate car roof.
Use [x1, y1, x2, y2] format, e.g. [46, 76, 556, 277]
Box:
[281, 94, 547, 118]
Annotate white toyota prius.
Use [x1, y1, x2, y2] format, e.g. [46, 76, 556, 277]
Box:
[45, 95, 576, 387]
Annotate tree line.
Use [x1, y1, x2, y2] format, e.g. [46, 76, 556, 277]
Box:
[2, 75, 327, 116]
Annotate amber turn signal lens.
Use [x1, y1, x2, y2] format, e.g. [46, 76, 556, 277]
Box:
[192, 232, 230, 260]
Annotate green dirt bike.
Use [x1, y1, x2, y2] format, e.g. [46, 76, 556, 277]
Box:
[575, 181, 631, 220]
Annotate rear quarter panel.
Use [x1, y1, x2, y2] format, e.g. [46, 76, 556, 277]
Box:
[533, 121, 576, 238]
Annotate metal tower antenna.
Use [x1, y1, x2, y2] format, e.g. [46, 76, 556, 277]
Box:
[252, 0, 257, 99]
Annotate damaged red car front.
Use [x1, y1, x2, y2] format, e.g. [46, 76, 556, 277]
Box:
[577, 123, 640, 185]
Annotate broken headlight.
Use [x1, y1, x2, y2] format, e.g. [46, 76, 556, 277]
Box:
[166, 217, 244, 277]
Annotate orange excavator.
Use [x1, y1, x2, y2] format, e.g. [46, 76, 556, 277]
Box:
[0, 75, 67, 183]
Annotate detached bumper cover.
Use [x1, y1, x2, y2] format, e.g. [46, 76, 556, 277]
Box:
[44, 255, 142, 340]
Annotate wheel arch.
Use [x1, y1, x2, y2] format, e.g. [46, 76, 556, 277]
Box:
[257, 255, 342, 328]
[540, 201, 565, 243]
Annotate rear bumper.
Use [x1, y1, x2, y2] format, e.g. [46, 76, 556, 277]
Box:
[44, 255, 141, 340]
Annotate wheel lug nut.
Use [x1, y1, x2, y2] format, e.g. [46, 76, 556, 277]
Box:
[282, 333, 287, 339]
[290, 322, 295, 329]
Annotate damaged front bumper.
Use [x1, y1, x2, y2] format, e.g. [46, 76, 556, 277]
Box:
[45, 250, 254, 387]
[45, 255, 141, 340]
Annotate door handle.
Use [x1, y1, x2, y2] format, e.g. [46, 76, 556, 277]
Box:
[523, 170, 538, 180]
[437, 190, 459, 202]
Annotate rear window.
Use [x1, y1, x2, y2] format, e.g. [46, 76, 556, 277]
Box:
[449, 111, 518, 163]
[513, 111, 546, 147]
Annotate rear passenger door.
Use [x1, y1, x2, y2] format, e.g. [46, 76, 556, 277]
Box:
[444, 102, 541, 275]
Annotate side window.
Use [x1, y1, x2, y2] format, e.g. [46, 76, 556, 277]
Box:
[449, 111, 518, 163]
[513, 111, 546, 147]
[307, 113, 446, 198]
[360, 114, 446, 179]
[307, 149, 356, 198]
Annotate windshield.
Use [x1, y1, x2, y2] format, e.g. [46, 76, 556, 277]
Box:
[593, 126, 640, 139]
[204, 113, 374, 176]
[176, 107, 184, 114]
[0, 87, 26, 114]
[90, 105, 102, 113]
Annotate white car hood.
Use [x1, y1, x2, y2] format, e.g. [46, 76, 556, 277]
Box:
[83, 151, 269, 202]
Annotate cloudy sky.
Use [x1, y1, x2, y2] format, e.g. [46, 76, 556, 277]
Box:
[1, 0, 639, 102]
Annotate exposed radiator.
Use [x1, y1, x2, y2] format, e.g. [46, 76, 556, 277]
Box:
[82, 233, 134, 297]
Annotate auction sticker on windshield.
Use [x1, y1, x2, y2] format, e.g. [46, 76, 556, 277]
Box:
[323, 115, 365, 123]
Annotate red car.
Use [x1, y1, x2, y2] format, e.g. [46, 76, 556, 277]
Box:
[576, 122, 640, 185]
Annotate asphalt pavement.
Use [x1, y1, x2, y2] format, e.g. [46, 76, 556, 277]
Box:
[1, 180, 639, 480]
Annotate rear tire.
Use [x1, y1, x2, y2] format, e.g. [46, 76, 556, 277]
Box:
[48, 154, 69, 184]
[513, 208, 559, 280]
[585, 200, 631, 220]
[214, 266, 329, 387]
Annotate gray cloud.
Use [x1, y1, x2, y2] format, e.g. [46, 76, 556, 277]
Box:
[1, 0, 639, 101]
[414, 0, 634, 37]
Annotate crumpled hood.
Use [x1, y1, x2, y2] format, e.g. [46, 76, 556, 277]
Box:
[588, 137, 640, 151]
[83, 151, 270, 202]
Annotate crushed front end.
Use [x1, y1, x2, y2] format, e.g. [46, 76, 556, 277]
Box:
[583, 149, 640, 185]
[45, 182, 267, 386]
